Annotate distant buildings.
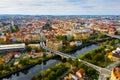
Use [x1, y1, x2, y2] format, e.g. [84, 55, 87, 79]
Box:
[1, 15, 119, 44]
[92, 25, 116, 35]
[42, 19, 52, 30]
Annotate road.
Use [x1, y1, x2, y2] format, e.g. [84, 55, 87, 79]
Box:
[40, 41, 120, 80]
[105, 34, 120, 39]
[106, 61, 120, 70]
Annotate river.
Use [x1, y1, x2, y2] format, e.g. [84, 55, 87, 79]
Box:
[2, 44, 99, 80]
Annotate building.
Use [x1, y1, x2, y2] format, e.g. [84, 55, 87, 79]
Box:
[72, 33, 82, 40]
[64, 68, 86, 80]
[108, 47, 120, 61]
[64, 73, 78, 80]
[31, 34, 40, 41]
[6, 34, 12, 42]
[0, 28, 2, 36]
[0, 43, 25, 53]
[70, 41, 82, 46]
[108, 52, 113, 59]
[109, 28, 115, 35]
[110, 67, 120, 80]
[71, 30, 90, 40]
[98, 28, 108, 33]
[1, 52, 14, 63]
[46, 39, 62, 51]
[76, 68, 85, 79]
[72, 32, 90, 40]
[14, 52, 21, 58]
[42, 19, 51, 30]
[29, 51, 43, 58]
[70, 41, 76, 46]
[117, 27, 120, 34]
[28, 44, 41, 48]
[111, 53, 120, 61]
[0, 61, 5, 65]
[0, 36, 6, 43]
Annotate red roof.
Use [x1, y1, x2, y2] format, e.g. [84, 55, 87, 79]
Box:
[109, 28, 115, 32]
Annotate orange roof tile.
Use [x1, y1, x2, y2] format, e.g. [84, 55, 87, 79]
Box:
[114, 68, 120, 78]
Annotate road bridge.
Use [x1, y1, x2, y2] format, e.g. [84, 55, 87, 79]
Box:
[40, 41, 113, 80]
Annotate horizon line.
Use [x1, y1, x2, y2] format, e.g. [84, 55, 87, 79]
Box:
[0, 14, 120, 16]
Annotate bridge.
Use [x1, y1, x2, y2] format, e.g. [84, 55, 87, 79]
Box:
[40, 42, 76, 60]
[40, 41, 113, 80]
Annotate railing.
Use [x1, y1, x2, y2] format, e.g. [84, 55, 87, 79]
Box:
[40, 41, 112, 79]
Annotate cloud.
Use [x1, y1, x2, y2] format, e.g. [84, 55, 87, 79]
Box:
[0, 0, 119, 15]
[82, 6, 95, 9]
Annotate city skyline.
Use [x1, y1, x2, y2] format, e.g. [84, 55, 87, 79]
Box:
[0, 0, 120, 15]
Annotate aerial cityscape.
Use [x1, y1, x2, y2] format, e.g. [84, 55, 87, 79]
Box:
[0, 0, 120, 80]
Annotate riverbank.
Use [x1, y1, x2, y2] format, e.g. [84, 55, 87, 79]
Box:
[77, 39, 119, 67]
[31, 62, 69, 80]
[32, 43, 100, 80]
[1, 43, 99, 80]
[62, 42, 97, 53]
[0, 55, 59, 79]
[62, 37, 112, 53]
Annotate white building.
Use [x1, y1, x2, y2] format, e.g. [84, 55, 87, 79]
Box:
[0, 43, 25, 53]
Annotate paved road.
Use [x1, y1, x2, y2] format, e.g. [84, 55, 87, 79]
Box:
[106, 61, 120, 70]
[40, 41, 120, 80]
[105, 34, 120, 39]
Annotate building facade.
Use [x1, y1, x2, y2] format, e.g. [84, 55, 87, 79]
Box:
[0, 43, 25, 53]
[46, 39, 62, 51]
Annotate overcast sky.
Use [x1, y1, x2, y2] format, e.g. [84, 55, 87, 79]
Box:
[0, 0, 119, 15]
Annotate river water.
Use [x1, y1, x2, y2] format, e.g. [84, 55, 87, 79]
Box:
[3, 44, 99, 80]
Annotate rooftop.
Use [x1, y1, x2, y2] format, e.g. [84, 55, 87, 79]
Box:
[113, 67, 120, 79]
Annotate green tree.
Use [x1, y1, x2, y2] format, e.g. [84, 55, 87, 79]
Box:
[44, 78, 49, 80]
[25, 46, 32, 52]
[31, 76, 36, 80]
[48, 71, 56, 80]
[72, 60, 79, 66]
[115, 39, 120, 44]
[67, 57, 73, 64]
[4, 65, 10, 71]
[34, 47, 39, 52]
[43, 53, 46, 59]
[56, 69, 62, 76]
[36, 73, 42, 79]
[19, 58, 29, 65]
[84, 53, 92, 60]
[0, 65, 3, 70]
[93, 54, 103, 62]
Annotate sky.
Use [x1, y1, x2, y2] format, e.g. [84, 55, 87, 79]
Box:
[0, 0, 120, 15]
